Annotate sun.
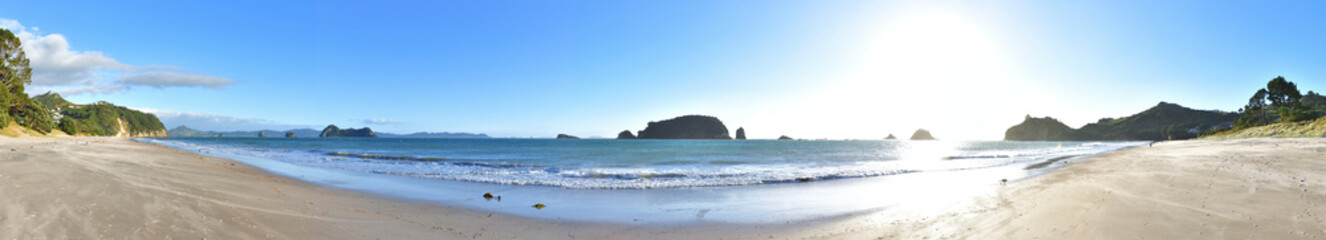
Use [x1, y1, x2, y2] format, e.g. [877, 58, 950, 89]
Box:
[800, 5, 1039, 139]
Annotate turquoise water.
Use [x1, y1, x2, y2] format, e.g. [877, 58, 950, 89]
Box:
[142, 138, 1141, 189]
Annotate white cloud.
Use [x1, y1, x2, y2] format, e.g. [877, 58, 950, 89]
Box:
[0, 19, 235, 95]
[362, 118, 406, 125]
[119, 72, 236, 89]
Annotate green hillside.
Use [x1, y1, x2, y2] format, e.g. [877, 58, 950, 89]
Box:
[1078, 102, 1239, 140]
[33, 92, 168, 137]
[1005, 102, 1238, 141]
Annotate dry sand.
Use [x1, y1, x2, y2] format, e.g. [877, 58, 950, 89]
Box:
[3, 137, 1326, 239]
[816, 138, 1326, 239]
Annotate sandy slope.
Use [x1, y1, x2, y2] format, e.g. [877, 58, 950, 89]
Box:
[3, 137, 1325, 239]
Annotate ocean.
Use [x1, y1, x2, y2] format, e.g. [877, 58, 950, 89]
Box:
[140, 138, 1144, 223]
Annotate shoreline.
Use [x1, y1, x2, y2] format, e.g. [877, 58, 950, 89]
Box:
[0, 136, 864, 239]
[143, 138, 1108, 224]
[5, 137, 1326, 238]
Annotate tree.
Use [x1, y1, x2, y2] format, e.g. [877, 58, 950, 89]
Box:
[1266, 76, 1318, 122]
[1236, 76, 1318, 129]
[0, 28, 53, 132]
[1, 28, 32, 107]
[1235, 88, 1272, 128]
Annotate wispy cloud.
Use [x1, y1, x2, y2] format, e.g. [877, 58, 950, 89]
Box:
[119, 72, 236, 89]
[1, 19, 236, 95]
[362, 118, 406, 125]
[134, 108, 312, 131]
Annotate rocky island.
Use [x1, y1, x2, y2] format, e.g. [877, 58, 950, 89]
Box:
[634, 115, 733, 139]
[320, 125, 377, 138]
[909, 129, 936, 140]
[616, 130, 636, 139]
[556, 134, 580, 139]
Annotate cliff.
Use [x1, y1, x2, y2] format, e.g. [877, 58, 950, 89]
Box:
[320, 125, 377, 138]
[635, 115, 732, 139]
[1004, 115, 1088, 141]
[909, 129, 936, 140]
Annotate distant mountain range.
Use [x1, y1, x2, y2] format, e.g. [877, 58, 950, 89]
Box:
[167, 125, 489, 138]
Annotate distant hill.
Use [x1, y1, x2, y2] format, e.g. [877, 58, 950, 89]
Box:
[376, 131, 490, 138]
[1005, 102, 1238, 141]
[32, 92, 74, 109]
[1005, 115, 1092, 141]
[168, 126, 322, 138]
[635, 115, 732, 139]
[34, 92, 168, 137]
[168, 125, 490, 139]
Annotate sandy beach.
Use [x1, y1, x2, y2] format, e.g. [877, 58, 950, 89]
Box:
[4, 137, 1326, 239]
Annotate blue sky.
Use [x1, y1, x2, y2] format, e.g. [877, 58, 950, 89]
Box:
[2, 0, 1324, 139]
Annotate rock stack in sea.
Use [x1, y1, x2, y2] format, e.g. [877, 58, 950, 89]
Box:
[909, 129, 936, 140]
[616, 130, 636, 139]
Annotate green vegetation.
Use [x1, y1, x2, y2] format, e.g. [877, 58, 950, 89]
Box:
[1203, 77, 1326, 139]
[1006, 102, 1238, 141]
[32, 91, 73, 109]
[1, 28, 56, 133]
[1, 29, 166, 137]
[40, 93, 166, 136]
[1205, 116, 1326, 139]
[1078, 102, 1238, 140]
[1233, 76, 1321, 130]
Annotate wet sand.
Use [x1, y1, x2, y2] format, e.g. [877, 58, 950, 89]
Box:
[3, 137, 1325, 239]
